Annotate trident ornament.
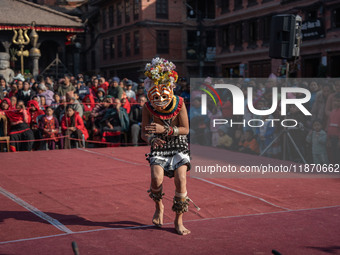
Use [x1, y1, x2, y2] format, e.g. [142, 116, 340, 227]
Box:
[12, 28, 30, 75]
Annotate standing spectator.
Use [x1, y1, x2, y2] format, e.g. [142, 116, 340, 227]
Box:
[325, 80, 340, 119]
[61, 105, 88, 149]
[308, 81, 319, 111]
[129, 95, 146, 146]
[306, 120, 328, 164]
[125, 80, 136, 100]
[311, 84, 332, 126]
[57, 75, 76, 97]
[326, 92, 340, 163]
[208, 105, 223, 147]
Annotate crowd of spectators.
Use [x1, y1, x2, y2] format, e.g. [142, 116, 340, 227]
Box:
[0, 73, 339, 165]
[0, 73, 162, 151]
[190, 77, 340, 164]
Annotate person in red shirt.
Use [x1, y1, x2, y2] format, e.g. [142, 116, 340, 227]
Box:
[5, 100, 34, 152]
[327, 92, 340, 163]
[61, 105, 89, 149]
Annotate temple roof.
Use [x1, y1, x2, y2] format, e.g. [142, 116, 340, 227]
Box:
[0, 0, 84, 32]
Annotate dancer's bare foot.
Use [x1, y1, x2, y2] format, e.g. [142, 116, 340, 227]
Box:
[152, 202, 164, 227]
[174, 214, 190, 235]
[175, 223, 191, 235]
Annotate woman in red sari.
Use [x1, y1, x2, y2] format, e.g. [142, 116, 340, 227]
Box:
[5, 100, 34, 152]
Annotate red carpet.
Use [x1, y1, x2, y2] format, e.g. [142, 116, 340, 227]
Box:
[0, 147, 339, 254]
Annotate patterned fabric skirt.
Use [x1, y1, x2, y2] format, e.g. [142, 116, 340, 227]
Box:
[147, 152, 191, 178]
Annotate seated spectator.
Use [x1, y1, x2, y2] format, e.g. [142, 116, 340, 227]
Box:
[0, 98, 11, 112]
[121, 93, 131, 114]
[217, 126, 233, 149]
[28, 100, 45, 149]
[99, 77, 109, 93]
[230, 129, 242, 151]
[66, 93, 83, 117]
[129, 95, 146, 146]
[61, 105, 88, 149]
[83, 94, 95, 113]
[76, 80, 90, 101]
[54, 96, 67, 123]
[10, 95, 17, 107]
[39, 106, 62, 150]
[8, 83, 18, 98]
[90, 78, 99, 97]
[82, 94, 95, 125]
[239, 130, 259, 155]
[5, 100, 34, 152]
[108, 77, 123, 100]
[101, 98, 129, 143]
[37, 83, 54, 106]
[39, 95, 46, 110]
[17, 81, 35, 106]
[96, 88, 106, 103]
[0, 77, 9, 99]
[51, 93, 61, 111]
[90, 96, 113, 136]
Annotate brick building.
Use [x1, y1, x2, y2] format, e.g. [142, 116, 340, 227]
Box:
[215, 0, 340, 78]
[84, 0, 216, 81]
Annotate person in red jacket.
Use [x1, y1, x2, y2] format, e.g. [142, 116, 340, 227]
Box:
[61, 105, 89, 149]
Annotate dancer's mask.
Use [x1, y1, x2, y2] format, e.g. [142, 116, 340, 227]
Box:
[144, 58, 178, 111]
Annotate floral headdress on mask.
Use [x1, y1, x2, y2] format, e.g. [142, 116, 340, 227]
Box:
[144, 57, 178, 90]
[144, 58, 183, 119]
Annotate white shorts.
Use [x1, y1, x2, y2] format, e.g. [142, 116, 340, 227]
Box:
[148, 152, 191, 178]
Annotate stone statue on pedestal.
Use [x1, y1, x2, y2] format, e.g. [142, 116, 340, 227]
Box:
[0, 52, 15, 83]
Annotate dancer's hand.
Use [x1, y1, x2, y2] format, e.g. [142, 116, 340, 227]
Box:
[151, 137, 166, 149]
[145, 122, 165, 134]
